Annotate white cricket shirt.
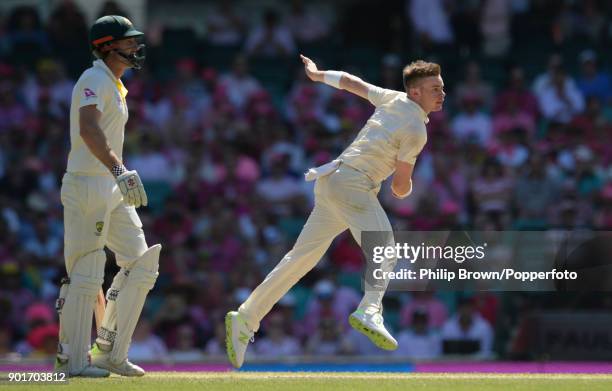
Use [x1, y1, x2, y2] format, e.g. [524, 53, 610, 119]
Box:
[339, 87, 429, 184]
[67, 59, 128, 175]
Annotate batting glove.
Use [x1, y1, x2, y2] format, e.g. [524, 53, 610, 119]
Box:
[116, 170, 148, 208]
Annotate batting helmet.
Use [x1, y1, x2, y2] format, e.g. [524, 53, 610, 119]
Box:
[90, 15, 145, 69]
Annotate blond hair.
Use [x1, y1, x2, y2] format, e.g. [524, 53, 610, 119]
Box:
[402, 60, 441, 90]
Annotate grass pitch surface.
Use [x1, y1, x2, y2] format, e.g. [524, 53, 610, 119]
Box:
[3, 372, 612, 391]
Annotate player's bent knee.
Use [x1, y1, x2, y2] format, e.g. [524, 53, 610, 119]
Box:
[70, 273, 102, 297]
[68, 249, 106, 296]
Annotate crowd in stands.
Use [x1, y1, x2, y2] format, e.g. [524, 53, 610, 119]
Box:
[0, 0, 611, 362]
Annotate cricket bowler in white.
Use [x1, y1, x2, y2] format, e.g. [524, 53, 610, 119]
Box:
[226, 55, 445, 368]
[55, 15, 161, 377]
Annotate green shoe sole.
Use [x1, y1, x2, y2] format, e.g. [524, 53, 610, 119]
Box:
[348, 313, 397, 351]
[225, 312, 238, 368]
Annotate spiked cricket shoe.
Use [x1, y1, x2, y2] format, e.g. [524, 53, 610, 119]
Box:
[54, 356, 110, 378]
[90, 342, 145, 376]
[225, 311, 254, 368]
[349, 309, 398, 350]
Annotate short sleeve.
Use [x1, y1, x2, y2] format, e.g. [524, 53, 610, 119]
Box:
[397, 129, 427, 164]
[367, 85, 403, 107]
[77, 73, 107, 112]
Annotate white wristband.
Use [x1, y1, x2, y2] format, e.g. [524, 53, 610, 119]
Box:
[323, 71, 343, 88]
[392, 180, 412, 199]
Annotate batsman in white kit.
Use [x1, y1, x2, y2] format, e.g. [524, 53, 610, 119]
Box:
[226, 55, 445, 368]
[55, 15, 161, 377]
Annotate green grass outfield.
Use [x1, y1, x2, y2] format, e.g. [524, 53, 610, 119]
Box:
[3, 372, 612, 391]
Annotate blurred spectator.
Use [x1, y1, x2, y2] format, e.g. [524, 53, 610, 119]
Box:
[305, 318, 344, 355]
[3, 6, 49, 65]
[454, 61, 495, 110]
[303, 279, 360, 336]
[429, 153, 468, 211]
[14, 302, 56, 356]
[26, 323, 58, 358]
[536, 67, 585, 124]
[407, 0, 454, 48]
[492, 101, 535, 139]
[576, 50, 611, 104]
[152, 293, 194, 348]
[256, 153, 304, 214]
[218, 55, 263, 111]
[255, 313, 302, 357]
[480, 0, 511, 57]
[494, 66, 539, 122]
[451, 95, 493, 147]
[0, 264, 36, 328]
[287, 0, 331, 45]
[572, 145, 604, 199]
[204, 322, 227, 356]
[245, 9, 296, 57]
[128, 319, 170, 363]
[23, 215, 61, 261]
[400, 291, 449, 329]
[20, 59, 73, 118]
[441, 297, 494, 358]
[0, 80, 27, 132]
[379, 54, 403, 90]
[393, 309, 441, 359]
[97, 1, 130, 19]
[594, 184, 612, 229]
[46, 1, 88, 76]
[169, 324, 206, 362]
[174, 58, 211, 121]
[514, 155, 559, 228]
[330, 233, 364, 273]
[493, 129, 530, 169]
[0, 326, 18, 359]
[128, 134, 174, 183]
[261, 127, 305, 175]
[205, 1, 246, 46]
[471, 157, 513, 221]
[573, 0, 607, 43]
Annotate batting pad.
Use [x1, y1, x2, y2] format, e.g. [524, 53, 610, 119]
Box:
[95, 267, 129, 348]
[111, 244, 161, 363]
[59, 250, 106, 373]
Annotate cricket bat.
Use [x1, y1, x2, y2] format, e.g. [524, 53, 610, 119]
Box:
[94, 288, 106, 333]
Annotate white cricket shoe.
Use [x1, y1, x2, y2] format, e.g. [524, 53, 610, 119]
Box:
[225, 311, 254, 368]
[54, 357, 110, 378]
[90, 342, 145, 377]
[349, 309, 398, 351]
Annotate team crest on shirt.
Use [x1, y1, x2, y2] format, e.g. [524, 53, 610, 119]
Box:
[95, 221, 104, 236]
[84, 88, 96, 99]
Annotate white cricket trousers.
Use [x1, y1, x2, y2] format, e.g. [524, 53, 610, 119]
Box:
[61, 173, 148, 274]
[59, 173, 149, 371]
[239, 163, 396, 332]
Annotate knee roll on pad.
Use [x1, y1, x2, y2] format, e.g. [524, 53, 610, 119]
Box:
[68, 249, 106, 296]
[69, 273, 103, 297]
[128, 244, 161, 290]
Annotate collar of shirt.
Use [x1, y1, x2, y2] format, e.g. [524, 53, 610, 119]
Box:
[93, 59, 129, 99]
[403, 95, 429, 124]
